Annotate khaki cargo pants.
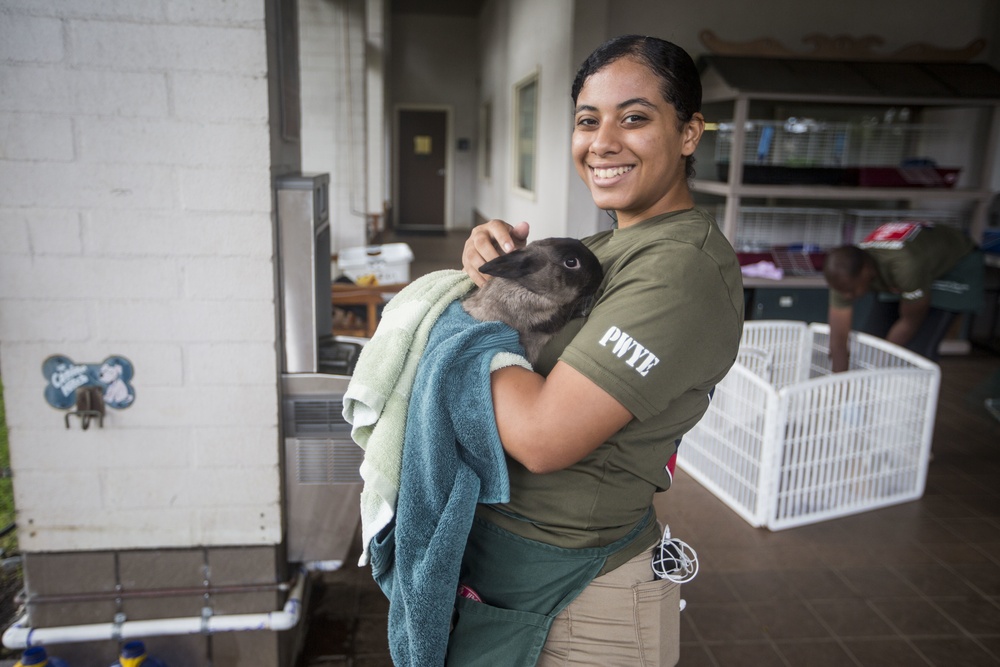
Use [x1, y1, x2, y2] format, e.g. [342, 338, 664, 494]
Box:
[537, 545, 681, 667]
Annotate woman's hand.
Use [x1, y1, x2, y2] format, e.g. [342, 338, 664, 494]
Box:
[462, 220, 530, 286]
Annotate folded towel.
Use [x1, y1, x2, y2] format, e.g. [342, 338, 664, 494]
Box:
[343, 270, 475, 564]
[741, 260, 784, 280]
[370, 300, 531, 667]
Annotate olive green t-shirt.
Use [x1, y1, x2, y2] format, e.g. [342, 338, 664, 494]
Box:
[830, 223, 975, 308]
[480, 208, 745, 569]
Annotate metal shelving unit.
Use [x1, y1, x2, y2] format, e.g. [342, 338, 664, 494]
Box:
[693, 55, 1000, 290]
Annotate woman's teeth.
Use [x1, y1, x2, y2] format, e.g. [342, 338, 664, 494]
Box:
[593, 166, 633, 179]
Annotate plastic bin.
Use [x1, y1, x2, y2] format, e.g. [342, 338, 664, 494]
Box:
[336, 243, 414, 285]
[678, 321, 940, 530]
[855, 165, 961, 188]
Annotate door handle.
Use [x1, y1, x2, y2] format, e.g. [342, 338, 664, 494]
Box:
[437, 168, 446, 176]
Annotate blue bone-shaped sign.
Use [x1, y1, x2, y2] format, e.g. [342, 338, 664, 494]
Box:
[43, 355, 135, 410]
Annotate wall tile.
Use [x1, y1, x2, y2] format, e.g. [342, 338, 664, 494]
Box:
[23, 551, 117, 595]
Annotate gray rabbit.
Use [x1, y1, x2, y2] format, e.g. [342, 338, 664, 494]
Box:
[462, 237, 604, 363]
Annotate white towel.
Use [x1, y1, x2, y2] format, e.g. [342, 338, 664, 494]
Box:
[343, 269, 475, 564]
[741, 260, 784, 281]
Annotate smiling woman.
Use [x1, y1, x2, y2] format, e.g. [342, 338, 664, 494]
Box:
[456, 35, 744, 667]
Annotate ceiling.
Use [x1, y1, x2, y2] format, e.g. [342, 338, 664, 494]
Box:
[390, 0, 486, 17]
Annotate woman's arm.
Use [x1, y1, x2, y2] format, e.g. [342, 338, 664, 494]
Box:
[463, 219, 632, 472]
[490, 361, 633, 474]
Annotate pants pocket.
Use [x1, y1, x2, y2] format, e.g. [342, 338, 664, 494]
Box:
[447, 595, 552, 667]
[634, 578, 680, 667]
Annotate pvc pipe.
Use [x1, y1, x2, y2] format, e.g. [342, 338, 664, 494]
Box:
[2, 568, 307, 650]
[301, 559, 343, 572]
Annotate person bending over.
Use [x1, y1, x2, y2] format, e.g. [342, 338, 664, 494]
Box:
[824, 221, 977, 372]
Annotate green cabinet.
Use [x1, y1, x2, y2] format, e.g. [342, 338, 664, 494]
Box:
[746, 287, 873, 328]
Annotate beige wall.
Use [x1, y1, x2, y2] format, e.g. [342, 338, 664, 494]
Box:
[299, 0, 370, 253]
[475, 0, 577, 242]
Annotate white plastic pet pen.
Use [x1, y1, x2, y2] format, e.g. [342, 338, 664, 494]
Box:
[679, 321, 941, 530]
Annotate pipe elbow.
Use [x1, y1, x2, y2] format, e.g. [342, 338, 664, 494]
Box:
[2, 614, 30, 650]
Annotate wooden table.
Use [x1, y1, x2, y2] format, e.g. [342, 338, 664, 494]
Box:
[331, 283, 408, 338]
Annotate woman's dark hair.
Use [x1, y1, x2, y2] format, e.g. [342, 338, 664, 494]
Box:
[572, 35, 702, 179]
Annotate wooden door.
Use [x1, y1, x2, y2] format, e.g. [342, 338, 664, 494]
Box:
[397, 109, 447, 230]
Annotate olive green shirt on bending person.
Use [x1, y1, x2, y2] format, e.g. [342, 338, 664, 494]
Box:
[478, 208, 744, 573]
[829, 223, 976, 309]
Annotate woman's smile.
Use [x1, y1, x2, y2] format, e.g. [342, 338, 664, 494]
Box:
[591, 164, 634, 182]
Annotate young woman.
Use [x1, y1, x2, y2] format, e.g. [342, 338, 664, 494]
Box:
[453, 35, 744, 666]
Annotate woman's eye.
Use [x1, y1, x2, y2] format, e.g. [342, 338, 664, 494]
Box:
[624, 114, 647, 124]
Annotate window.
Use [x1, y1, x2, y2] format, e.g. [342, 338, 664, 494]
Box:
[479, 100, 492, 180]
[513, 72, 539, 194]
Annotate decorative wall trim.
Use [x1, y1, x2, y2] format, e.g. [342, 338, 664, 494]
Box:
[699, 30, 986, 62]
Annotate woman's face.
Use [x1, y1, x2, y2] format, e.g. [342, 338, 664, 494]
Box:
[572, 57, 703, 228]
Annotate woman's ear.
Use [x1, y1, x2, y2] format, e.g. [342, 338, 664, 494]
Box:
[681, 112, 705, 157]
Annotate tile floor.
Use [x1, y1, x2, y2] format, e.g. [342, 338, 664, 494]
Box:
[302, 230, 1000, 666]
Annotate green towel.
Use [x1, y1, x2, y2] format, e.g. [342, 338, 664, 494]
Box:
[343, 270, 475, 564]
[373, 300, 525, 667]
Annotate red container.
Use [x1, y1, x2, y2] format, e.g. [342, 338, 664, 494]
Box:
[856, 166, 961, 188]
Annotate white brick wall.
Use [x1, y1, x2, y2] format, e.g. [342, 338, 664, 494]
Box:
[0, 113, 74, 160]
[299, 0, 368, 255]
[0, 13, 65, 63]
[0, 67, 172, 116]
[0, 1, 282, 552]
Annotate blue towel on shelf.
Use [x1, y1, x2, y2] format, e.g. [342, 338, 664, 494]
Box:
[370, 300, 530, 667]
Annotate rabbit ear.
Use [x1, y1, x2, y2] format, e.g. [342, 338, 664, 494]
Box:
[479, 248, 544, 280]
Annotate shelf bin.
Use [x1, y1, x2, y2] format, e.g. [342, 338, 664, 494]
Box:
[715, 119, 962, 187]
[678, 321, 940, 530]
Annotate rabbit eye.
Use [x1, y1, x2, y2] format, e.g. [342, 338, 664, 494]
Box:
[564, 257, 580, 269]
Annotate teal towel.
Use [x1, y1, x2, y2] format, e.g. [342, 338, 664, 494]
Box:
[343, 270, 475, 565]
[370, 300, 530, 667]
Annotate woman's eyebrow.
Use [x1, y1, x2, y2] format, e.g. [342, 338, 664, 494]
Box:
[574, 98, 657, 115]
[617, 97, 656, 110]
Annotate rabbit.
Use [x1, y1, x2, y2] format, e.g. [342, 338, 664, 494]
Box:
[462, 237, 604, 363]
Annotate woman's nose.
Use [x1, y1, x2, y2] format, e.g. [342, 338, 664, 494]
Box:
[590, 122, 621, 155]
